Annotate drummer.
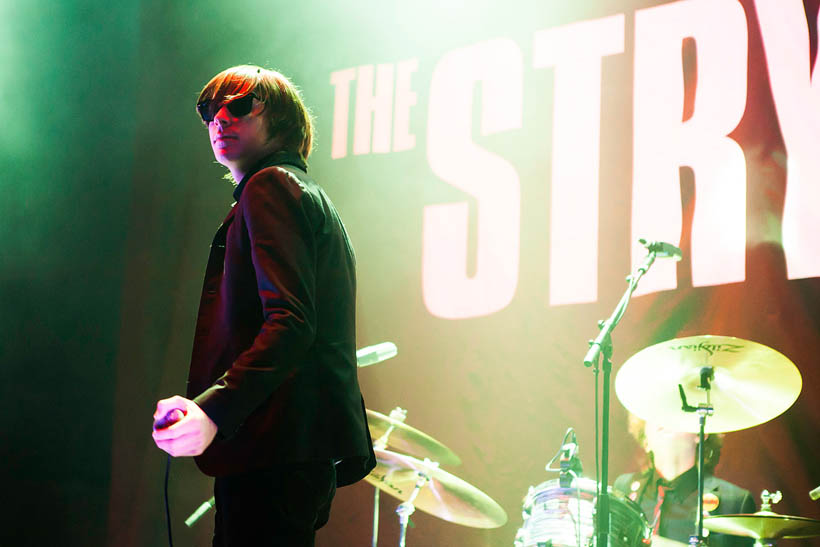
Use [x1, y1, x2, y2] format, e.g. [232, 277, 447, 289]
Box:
[614, 415, 755, 547]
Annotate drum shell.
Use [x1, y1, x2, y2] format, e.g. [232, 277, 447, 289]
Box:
[515, 477, 650, 547]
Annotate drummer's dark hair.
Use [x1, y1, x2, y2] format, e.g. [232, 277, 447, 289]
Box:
[627, 414, 724, 472]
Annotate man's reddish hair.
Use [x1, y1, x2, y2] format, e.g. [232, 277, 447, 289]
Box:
[197, 65, 314, 160]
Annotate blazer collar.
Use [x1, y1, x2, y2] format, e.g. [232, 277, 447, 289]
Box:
[233, 150, 307, 202]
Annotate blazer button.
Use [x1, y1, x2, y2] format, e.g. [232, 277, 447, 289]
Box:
[206, 285, 217, 294]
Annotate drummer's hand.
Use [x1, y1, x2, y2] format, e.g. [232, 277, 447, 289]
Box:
[152, 396, 218, 457]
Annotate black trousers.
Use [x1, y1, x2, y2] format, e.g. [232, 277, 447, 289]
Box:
[212, 460, 337, 547]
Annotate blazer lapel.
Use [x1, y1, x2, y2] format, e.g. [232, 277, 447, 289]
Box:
[212, 204, 237, 249]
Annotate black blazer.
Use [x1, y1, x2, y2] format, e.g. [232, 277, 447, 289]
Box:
[186, 151, 375, 486]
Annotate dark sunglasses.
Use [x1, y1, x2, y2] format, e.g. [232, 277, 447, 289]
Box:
[197, 93, 259, 123]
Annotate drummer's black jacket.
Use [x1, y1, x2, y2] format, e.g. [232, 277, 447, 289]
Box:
[615, 467, 754, 547]
[186, 150, 375, 486]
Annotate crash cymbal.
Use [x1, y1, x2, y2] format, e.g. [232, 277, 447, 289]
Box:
[364, 449, 507, 528]
[704, 512, 820, 539]
[615, 335, 801, 433]
[367, 408, 461, 466]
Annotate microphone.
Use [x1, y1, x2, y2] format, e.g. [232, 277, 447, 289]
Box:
[186, 496, 216, 527]
[810, 485, 820, 501]
[560, 431, 579, 468]
[558, 430, 583, 487]
[153, 408, 185, 431]
[356, 342, 398, 367]
[638, 238, 683, 261]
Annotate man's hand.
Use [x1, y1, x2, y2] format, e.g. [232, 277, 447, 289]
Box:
[152, 396, 218, 457]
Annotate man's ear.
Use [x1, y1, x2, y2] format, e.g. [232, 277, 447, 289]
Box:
[252, 98, 266, 116]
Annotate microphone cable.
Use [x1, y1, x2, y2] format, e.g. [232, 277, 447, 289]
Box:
[164, 454, 174, 547]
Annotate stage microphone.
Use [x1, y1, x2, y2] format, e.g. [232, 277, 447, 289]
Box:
[810, 485, 820, 501]
[638, 238, 683, 261]
[560, 431, 579, 467]
[558, 430, 582, 487]
[186, 496, 216, 527]
[356, 342, 398, 367]
[153, 408, 185, 431]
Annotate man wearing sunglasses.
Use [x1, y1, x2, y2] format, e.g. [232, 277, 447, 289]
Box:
[152, 65, 375, 546]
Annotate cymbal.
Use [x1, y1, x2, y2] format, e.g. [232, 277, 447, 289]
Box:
[615, 335, 801, 433]
[367, 409, 461, 466]
[704, 512, 820, 539]
[364, 449, 507, 528]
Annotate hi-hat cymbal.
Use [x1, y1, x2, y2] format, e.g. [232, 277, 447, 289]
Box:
[364, 449, 507, 528]
[704, 512, 820, 539]
[615, 335, 801, 433]
[367, 409, 461, 466]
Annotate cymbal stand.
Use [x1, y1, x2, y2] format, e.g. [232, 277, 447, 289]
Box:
[372, 407, 407, 547]
[752, 491, 782, 547]
[583, 247, 659, 547]
[396, 460, 437, 547]
[678, 367, 714, 547]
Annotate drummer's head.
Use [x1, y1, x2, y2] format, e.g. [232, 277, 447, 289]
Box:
[628, 414, 723, 472]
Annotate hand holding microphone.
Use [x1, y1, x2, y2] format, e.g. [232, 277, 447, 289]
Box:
[152, 396, 218, 457]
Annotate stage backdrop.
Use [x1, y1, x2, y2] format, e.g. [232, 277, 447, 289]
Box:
[3, 0, 818, 546]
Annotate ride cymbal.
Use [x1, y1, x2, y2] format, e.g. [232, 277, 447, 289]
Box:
[615, 335, 801, 433]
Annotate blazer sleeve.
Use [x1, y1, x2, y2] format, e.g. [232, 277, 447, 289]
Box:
[194, 167, 317, 436]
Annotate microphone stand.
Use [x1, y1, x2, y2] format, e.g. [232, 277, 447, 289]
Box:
[583, 248, 659, 547]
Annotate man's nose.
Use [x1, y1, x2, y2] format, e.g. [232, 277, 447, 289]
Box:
[214, 107, 231, 127]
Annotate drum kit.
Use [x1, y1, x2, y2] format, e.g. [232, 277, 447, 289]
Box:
[514, 334, 819, 547]
[359, 332, 818, 547]
[182, 329, 818, 547]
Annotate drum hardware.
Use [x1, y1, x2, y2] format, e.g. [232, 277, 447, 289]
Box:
[394, 459, 436, 547]
[514, 476, 651, 547]
[581, 239, 671, 547]
[366, 407, 461, 466]
[548, 428, 583, 489]
[703, 489, 820, 546]
[515, 429, 651, 547]
[676, 367, 715, 547]
[370, 407, 410, 547]
[365, 447, 507, 546]
[541, 429, 586, 547]
[366, 408, 483, 546]
[760, 490, 782, 512]
[367, 406, 462, 546]
[358, 341, 400, 545]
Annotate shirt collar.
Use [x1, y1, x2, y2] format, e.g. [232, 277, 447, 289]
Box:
[233, 150, 307, 202]
[653, 465, 700, 501]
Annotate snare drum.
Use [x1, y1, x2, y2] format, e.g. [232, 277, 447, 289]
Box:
[514, 477, 650, 547]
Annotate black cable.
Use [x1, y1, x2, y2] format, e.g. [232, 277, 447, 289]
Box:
[164, 454, 174, 547]
[544, 427, 575, 471]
